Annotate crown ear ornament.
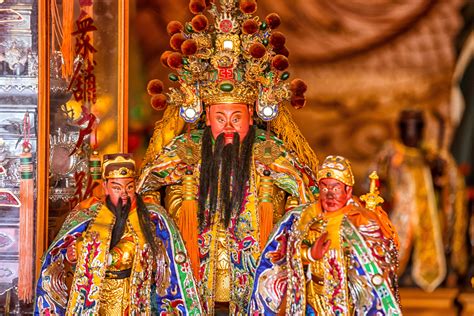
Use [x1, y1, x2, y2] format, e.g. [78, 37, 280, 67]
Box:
[146, 0, 308, 123]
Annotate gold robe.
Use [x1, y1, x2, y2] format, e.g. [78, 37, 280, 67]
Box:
[65, 199, 153, 315]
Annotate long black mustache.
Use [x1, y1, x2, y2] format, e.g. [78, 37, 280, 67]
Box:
[106, 195, 131, 250]
[198, 126, 255, 228]
[106, 194, 159, 257]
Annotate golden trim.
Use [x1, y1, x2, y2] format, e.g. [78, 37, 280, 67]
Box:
[103, 155, 135, 169]
[36, 0, 51, 278]
[117, 0, 129, 152]
[104, 167, 136, 179]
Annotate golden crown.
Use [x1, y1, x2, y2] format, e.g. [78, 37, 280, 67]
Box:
[201, 81, 257, 105]
[146, 0, 307, 123]
[102, 154, 136, 179]
[317, 155, 355, 187]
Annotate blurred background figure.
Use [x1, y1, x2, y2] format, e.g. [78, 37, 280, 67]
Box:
[373, 109, 468, 292]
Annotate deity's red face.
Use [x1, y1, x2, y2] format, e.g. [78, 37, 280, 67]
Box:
[103, 177, 136, 207]
[206, 103, 253, 144]
[319, 178, 352, 212]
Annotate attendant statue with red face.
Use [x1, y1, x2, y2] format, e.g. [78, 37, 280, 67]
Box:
[137, 1, 319, 314]
[250, 155, 402, 315]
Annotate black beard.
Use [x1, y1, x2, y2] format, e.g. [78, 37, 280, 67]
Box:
[105, 194, 160, 258]
[106, 195, 131, 250]
[198, 126, 256, 228]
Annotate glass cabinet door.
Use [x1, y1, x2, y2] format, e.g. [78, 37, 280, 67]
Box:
[46, 0, 129, 250]
[0, 0, 38, 313]
[0, 0, 129, 313]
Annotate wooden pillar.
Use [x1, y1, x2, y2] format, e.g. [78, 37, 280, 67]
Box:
[118, 0, 129, 152]
[36, 0, 51, 277]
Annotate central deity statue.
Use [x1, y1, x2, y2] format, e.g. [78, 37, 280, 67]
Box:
[138, 0, 318, 314]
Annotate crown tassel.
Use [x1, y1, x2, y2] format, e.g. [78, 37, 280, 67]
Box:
[258, 169, 274, 251]
[177, 169, 200, 279]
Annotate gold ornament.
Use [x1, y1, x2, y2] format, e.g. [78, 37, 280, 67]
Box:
[104, 167, 136, 179]
[200, 81, 258, 106]
[176, 139, 201, 166]
[360, 171, 384, 211]
[155, 0, 300, 122]
[254, 140, 281, 165]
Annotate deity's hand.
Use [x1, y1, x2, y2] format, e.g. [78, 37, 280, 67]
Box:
[65, 240, 77, 264]
[310, 232, 331, 260]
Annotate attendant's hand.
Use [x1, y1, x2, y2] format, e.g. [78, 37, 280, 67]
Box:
[310, 232, 331, 260]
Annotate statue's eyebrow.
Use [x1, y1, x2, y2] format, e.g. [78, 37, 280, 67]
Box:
[110, 180, 134, 186]
[215, 111, 242, 115]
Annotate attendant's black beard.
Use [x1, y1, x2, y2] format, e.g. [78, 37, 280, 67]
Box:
[106, 196, 131, 250]
[106, 194, 159, 257]
[198, 126, 256, 228]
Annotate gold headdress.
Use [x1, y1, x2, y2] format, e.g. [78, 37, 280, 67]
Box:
[142, 0, 318, 173]
[146, 0, 308, 123]
[317, 155, 354, 187]
[102, 153, 136, 179]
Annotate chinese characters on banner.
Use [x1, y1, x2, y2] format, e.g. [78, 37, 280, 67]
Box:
[68, 4, 99, 208]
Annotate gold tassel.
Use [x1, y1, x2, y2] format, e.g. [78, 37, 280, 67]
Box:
[258, 170, 274, 250]
[18, 146, 34, 303]
[141, 105, 185, 172]
[177, 170, 200, 279]
[272, 105, 319, 174]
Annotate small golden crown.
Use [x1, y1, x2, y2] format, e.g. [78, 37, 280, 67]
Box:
[146, 0, 306, 123]
[317, 155, 355, 187]
[102, 155, 136, 179]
